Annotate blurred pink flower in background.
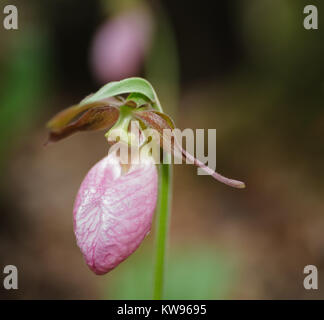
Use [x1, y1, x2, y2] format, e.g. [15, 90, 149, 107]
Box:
[73, 152, 158, 275]
[90, 8, 153, 83]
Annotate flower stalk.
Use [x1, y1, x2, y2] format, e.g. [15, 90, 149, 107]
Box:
[153, 160, 172, 300]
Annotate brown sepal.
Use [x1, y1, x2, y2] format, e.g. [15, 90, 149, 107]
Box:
[46, 104, 119, 144]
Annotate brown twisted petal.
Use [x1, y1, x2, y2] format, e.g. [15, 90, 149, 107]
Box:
[134, 110, 246, 189]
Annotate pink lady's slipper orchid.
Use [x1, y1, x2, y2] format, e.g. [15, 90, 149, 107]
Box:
[73, 152, 157, 274]
[90, 8, 153, 83]
[46, 78, 245, 276]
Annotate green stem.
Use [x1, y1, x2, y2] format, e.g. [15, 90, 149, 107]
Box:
[153, 159, 172, 300]
[148, 3, 177, 300]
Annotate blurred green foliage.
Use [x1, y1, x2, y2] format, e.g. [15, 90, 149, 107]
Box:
[104, 244, 236, 299]
[0, 28, 51, 170]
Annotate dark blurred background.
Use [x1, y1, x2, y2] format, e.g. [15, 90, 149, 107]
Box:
[1, 0, 324, 299]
